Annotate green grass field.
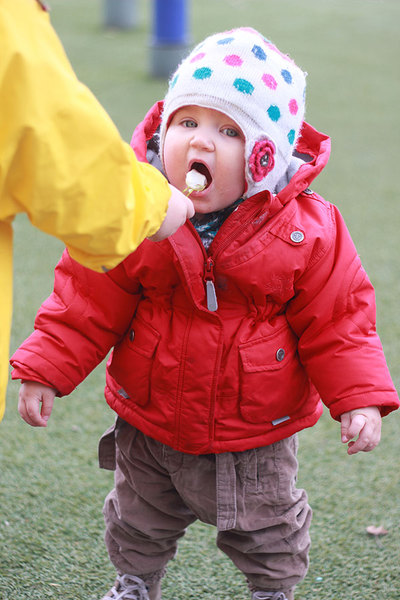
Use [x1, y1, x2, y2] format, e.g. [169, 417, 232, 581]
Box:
[1, 0, 399, 598]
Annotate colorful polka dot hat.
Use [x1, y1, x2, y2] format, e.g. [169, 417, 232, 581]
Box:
[160, 27, 307, 197]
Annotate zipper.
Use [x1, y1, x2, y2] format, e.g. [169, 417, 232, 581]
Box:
[211, 201, 263, 257]
[204, 257, 218, 312]
[186, 201, 265, 313]
[201, 202, 264, 312]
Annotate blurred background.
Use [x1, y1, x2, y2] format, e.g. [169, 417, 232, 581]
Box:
[1, 1, 399, 598]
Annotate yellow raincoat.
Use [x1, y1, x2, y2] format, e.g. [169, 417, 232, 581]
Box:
[0, 0, 171, 421]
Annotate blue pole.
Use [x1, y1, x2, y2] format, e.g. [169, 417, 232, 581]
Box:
[154, 0, 187, 44]
[150, 0, 190, 78]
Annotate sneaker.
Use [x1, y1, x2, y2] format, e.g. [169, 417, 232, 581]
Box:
[101, 574, 151, 600]
[252, 590, 294, 600]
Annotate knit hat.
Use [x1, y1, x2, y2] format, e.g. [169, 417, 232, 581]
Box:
[160, 27, 307, 197]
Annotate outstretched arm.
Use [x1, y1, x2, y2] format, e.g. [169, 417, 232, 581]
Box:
[1, 1, 192, 273]
[340, 406, 382, 455]
[18, 382, 57, 427]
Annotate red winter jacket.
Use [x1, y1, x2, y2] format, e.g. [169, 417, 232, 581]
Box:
[11, 103, 399, 454]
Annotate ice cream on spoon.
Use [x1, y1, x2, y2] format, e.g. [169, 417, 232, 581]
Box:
[184, 169, 207, 195]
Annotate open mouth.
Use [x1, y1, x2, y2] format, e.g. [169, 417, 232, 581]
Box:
[190, 161, 212, 189]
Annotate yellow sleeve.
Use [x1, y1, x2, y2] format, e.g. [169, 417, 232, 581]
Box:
[0, 0, 170, 272]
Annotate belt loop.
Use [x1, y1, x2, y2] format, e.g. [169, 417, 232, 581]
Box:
[216, 453, 237, 531]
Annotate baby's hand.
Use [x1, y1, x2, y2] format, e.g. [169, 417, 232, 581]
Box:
[18, 381, 57, 427]
[340, 406, 381, 455]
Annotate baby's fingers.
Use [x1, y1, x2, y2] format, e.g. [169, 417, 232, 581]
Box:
[18, 392, 43, 426]
[341, 407, 382, 455]
[40, 391, 55, 424]
[18, 384, 55, 427]
[342, 413, 366, 444]
[347, 425, 381, 455]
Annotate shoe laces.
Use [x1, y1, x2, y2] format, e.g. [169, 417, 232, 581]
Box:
[252, 592, 288, 600]
[107, 575, 150, 600]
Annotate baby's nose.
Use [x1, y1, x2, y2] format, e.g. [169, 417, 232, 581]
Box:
[190, 130, 215, 151]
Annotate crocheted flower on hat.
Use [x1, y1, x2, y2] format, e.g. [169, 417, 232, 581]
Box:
[249, 139, 276, 182]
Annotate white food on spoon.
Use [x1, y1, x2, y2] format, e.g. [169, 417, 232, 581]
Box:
[185, 169, 207, 192]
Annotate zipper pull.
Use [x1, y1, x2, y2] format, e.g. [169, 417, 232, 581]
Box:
[204, 258, 218, 312]
[206, 280, 218, 312]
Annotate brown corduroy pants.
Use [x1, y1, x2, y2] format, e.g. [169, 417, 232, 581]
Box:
[99, 420, 311, 593]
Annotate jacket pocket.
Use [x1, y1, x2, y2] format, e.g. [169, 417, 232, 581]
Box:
[108, 317, 161, 407]
[239, 326, 309, 424]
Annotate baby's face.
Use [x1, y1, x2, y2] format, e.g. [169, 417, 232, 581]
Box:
[163, 106, 246, 214]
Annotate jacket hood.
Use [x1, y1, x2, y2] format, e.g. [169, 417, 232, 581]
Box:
[130, 101, 331, 208]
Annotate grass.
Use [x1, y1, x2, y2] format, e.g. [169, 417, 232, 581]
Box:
[1, 0, 400, 598]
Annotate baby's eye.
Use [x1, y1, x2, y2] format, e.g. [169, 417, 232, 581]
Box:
[222, 127, 239, 137]
[183, 119, 197, 128]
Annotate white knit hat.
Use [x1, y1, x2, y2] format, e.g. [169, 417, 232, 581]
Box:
[160, 27, 307, 197]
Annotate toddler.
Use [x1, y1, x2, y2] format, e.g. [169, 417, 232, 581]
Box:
[11, 28, 399, 600]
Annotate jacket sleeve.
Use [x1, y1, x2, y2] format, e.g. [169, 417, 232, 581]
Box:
[10, 250, 142, 395]
[287, 202, 399, 419]
[0, 0, 170, 272]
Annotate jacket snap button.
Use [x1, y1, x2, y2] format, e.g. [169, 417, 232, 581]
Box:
[290, 230, 304, 243]
[303, 188, 313, 195]
[129, 329, 135, 342]
[276, 348, 285, 361]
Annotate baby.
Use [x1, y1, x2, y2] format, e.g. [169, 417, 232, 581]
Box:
[12, 28, 399, 600]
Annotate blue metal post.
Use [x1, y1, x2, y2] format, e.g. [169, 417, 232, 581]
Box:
[150, 0, 190, 78]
